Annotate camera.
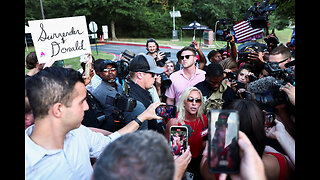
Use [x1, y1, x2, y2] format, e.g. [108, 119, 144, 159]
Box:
[159, 73, 172, 89]
[226, 71, 257, 84]
[244, 0, 277, 29]
[244, 78, 289, 109]
[116, 59, 130, 83]
[264, 62, 295, 85]
[105, 93, 137, 130]
[226, 72, 237, 81]
[244, 87, 288, 109]
[264, 36, 279, 46]
[106, 93, 137, 112]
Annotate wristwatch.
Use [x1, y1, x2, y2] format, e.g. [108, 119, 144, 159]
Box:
[134, 117, 143, 126]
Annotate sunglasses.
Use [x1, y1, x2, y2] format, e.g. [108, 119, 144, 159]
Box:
[180, 55, 195, 60]
[278, 58, 289, 64]
[103, 68, 116, 72]
[187, 97, 201, 104]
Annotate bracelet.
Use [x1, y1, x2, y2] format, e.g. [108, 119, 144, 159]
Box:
[134, 117, 143, 126]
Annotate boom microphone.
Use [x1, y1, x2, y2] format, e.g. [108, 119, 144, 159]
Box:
[247, 76, 277, 93]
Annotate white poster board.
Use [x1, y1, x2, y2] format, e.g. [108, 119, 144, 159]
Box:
[28, 16, 91, 64]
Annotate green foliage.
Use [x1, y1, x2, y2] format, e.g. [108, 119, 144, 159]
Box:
[25, 0, 294, 38]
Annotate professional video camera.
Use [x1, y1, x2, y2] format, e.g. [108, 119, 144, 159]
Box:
[116, 59, 129, 83]
[218, 18, 234, 41]
[106, 93, 137, 113]
[117, 49, 135, 85]
[105, 93, 137, 130]
[246, 80, 288, 109]
[243, 0, 276, 29]
[264, 61, 295, 85]
[245, 59, 295, 109]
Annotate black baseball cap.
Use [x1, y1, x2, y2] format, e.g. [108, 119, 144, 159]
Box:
[98, 59, 117, 72]
[129, 55, 164, 74]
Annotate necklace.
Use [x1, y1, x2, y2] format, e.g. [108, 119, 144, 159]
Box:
[185, 119, 199, 133]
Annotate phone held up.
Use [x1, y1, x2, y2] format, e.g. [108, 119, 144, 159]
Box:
[155, 105, 177, 118]
[264, 111, 276, 128]
[170, 126, 188, 156]
[208, 109, 240, 174]
[80, 54, 92, 79]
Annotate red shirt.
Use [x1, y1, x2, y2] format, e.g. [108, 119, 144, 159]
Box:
[178, 114, 208, 158]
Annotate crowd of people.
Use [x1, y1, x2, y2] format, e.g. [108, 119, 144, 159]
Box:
[25, 32, 295, 180]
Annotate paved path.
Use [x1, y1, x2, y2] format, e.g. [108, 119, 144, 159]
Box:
[91, 41, 212, 64]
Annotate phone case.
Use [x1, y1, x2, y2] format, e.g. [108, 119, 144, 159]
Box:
[208, 109, 240, 174]
[155, 105, 177, 118]
[170, 126, 188, 156]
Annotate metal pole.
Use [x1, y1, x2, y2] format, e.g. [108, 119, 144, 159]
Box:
[39, 0, 45, 19]
[92, 24, 98, 55]
[173, 6, 175, 31]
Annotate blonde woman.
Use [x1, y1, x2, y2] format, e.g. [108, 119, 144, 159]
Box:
[164, 86, 208, 179]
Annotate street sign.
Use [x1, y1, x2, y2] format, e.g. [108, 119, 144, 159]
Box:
[89, 21, 98, 32]
[89, 21, 98, 55]
[170, 7, 181, 39]
[170, 11, 181, 18]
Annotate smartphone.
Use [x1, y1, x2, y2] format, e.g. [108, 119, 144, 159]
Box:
[83, 61, 92, 79]
[170, 126, 188, 156]
[155, 105, 177, 118]
[208, 109, 240, 174]
[237, 52, 251, 61]
[164, 52, 171, 57]
[264, 112, 276, 128]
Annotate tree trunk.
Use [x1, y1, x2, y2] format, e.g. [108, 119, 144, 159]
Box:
[111, 19, 117, 40]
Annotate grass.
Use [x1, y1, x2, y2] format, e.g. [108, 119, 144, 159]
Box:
[114, 28, 293, 49]
[25, 46, 114, 74]
[25, 28, 293, 74]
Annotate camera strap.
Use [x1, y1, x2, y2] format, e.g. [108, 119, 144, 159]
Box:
[123, 79, 130, 95]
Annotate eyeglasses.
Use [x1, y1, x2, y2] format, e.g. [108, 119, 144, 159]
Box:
[278, 58, 289, 64]
[180, 55, 195, 60]
[103, 68, 116, 72]
[187, 97, 201, 104]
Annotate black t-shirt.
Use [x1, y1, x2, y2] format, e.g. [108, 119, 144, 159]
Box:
[194, 80, 238, 109]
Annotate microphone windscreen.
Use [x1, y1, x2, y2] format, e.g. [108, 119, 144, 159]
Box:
[247, 76, 277, 94]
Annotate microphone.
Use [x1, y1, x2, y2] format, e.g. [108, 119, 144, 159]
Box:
[182, 124, 192, 138]
[247, 76, 277, 93]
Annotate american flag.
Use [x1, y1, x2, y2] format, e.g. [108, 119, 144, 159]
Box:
[233, 20, 264, 43]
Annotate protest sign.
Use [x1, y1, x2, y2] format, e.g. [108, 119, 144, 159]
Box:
[28, 16, 91, 64]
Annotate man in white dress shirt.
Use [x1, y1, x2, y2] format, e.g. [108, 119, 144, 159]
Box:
[25, 66, 162, 180]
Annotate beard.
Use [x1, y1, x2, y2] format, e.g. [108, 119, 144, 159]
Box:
[107, 79, 116, 83]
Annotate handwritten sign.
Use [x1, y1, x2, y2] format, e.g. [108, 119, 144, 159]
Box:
[28, 16, 91, 64]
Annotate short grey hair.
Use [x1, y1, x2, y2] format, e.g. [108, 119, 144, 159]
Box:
[93, 130, 175, 180]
